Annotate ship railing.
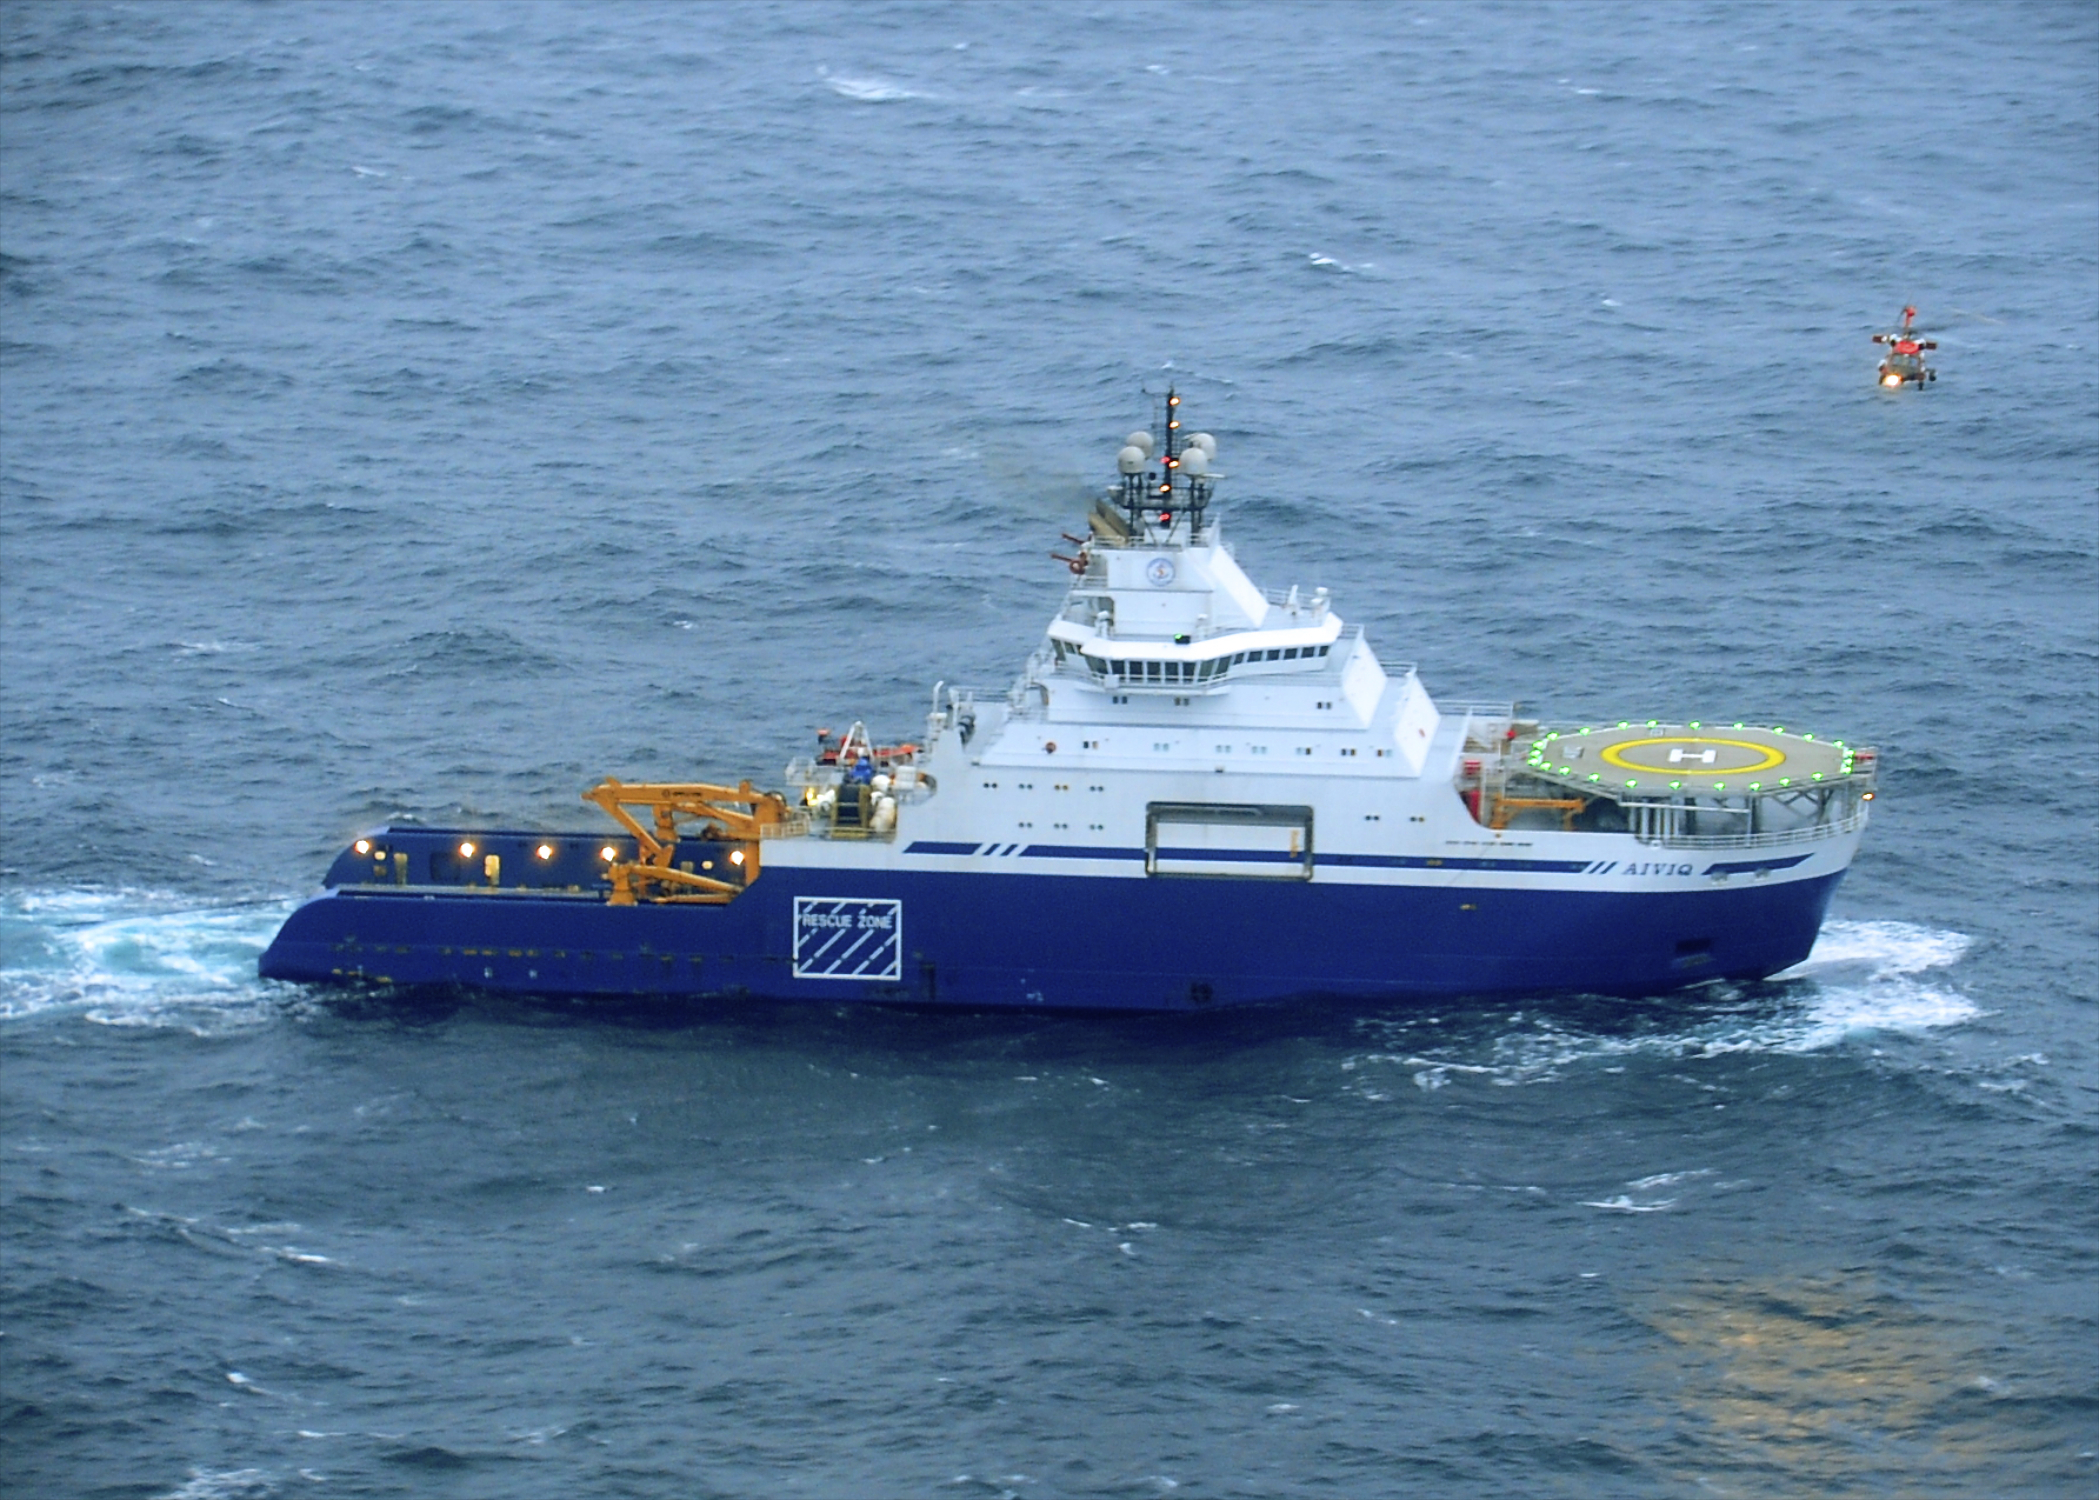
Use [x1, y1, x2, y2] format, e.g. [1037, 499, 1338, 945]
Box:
[1447, 703, 1519, 752]
[783, 756, 835, 789]
[1005, 680, 1050, 719]
[940, 682, 1018, 724]
[1260, 586, 1329, 607]
[1629, 805, 1867, 850]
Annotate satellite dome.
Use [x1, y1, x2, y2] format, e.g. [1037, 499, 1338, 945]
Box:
[1124, 430, 1155, 457]
[1117, 445, 1147, 475]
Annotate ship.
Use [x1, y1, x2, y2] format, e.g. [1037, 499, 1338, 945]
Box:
[259, 390, 1877, 1011]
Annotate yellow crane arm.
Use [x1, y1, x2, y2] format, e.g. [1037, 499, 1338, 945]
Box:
[581, 778, 793, 905]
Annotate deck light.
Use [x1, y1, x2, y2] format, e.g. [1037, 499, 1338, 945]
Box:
[536, 844, 553, 860]
[459, 841, 476, 858]
[1863, 791, 1875, 801]
[730, 850, 746, 866]
[600, 846, 616, 861]
[354, 839, 371, 855]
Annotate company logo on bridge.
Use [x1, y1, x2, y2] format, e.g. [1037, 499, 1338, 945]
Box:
[792, 897, 903, 981]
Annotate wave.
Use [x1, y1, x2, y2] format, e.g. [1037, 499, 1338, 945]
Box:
[818, 69, 923, 103]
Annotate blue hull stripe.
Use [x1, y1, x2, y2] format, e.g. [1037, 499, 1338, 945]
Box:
[905, 840, 983, 856]
[1321, 852, 1593, 873]
[1019, 844, 1147, 861]
[1702, 853, 1814, 876]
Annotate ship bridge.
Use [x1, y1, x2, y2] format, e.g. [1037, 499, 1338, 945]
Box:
[1035, 391, 1371, 701]
[1046, 523, 1347, 695]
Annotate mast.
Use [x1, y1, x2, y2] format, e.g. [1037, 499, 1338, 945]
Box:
[1114, 384, 1215, 542]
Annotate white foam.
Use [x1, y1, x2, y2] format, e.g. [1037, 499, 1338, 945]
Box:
[1764, 918, 1979, 1051]
[1581, 1196, 1675, 1213]
[819, 69, 922, 102]
[1351, 919, 1978, 1087]
[0, 888, 298, 1028]
[1627, 1170, 1711, 1190]
[156, 1466, 277, 1500]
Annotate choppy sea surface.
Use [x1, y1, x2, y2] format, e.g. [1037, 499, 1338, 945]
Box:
[2, 3, 2094, 1496]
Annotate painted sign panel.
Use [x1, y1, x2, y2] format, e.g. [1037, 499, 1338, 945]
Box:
[792, 897, 904, 981]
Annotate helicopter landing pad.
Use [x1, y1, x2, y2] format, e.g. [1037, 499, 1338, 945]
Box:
[1523, 725, 1855, 794]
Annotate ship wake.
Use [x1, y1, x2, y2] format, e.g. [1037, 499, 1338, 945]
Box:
[0, 887, 299, 1031]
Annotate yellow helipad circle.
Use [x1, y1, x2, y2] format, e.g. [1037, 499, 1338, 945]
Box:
[1597, 736, 1787, 777]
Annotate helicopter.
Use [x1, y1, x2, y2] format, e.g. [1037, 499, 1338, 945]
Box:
[1871, 305, 1937, 387]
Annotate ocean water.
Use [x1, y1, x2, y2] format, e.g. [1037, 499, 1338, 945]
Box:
[2, 2, 2094, 1496]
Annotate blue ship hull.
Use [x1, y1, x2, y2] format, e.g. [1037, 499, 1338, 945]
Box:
[259, 830, 1843, 1011]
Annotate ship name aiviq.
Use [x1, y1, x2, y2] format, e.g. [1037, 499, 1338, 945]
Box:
[260, 392, 1877, 1011]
